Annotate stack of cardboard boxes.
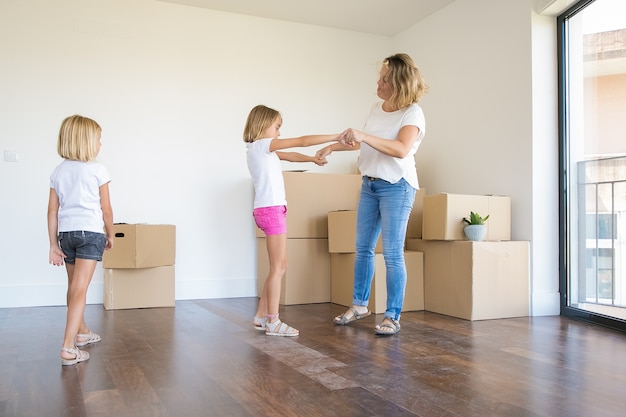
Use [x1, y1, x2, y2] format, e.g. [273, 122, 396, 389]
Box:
[327, 189, 427, 314]
[406, 193, 530, 320]
[255, 172, 362, 304]
[102, 224, 176, 310]
[254, 175, 530, 321]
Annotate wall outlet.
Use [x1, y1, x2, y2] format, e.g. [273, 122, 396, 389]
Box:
[4, 150, 19, 162]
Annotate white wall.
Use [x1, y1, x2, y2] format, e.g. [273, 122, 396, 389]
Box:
[0, 0, 563, 316]
[0, 0, 386, 307]
[394, 0, 561, 316]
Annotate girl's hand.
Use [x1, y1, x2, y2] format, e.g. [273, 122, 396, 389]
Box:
[316, 145, 333, 160]
[105, 236, 114, 250]
[49, 246, 67, 267]
[313, 155, 328, 166]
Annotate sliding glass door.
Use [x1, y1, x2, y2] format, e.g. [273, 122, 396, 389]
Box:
[559, 0, 626, 330]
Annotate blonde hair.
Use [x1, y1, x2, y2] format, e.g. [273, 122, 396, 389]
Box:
[243, 105, 281, 143]
[57, 115, 102, 161]
[383, 53, 429, 109]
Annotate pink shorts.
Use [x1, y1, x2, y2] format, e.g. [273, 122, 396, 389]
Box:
[253, 205, 287, 236]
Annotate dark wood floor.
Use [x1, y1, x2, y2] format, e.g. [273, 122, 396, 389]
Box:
[1, 298, 625, 417]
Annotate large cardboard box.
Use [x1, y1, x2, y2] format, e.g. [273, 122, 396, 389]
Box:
[103, 224, 176, 268]
[256, 172, 362, 238]
[406, 239, 529, 320]
[406, 188, 427, 239]
[103, 265, 175, 310]
[256, 238, 330, 305]
[330, 251, 424, 314]
[328, 210, 382, 253]
[422, 194, 510, 241]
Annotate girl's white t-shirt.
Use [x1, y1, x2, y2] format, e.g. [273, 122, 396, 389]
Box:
[246, 138, 287, 209]
[50, 159, 111, 233]
[358, 102, 426, 189]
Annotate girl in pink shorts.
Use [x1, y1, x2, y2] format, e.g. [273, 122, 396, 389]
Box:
[244, 105, 339, 336]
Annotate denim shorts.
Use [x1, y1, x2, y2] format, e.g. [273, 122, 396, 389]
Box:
[253, 205, 287, 236]
[58, 231, 106, 264]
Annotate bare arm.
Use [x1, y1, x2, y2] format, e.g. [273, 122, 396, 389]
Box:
[269, 134, 338, 152]
[315, 140, 360, 160]
[277, 151, 328, 166]
[341, 125, 420, 158]
[47, 188, 66, 266]
[99, 182, 114, 250]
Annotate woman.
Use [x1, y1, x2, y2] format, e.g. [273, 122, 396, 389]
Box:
[317, 53, 428, 335]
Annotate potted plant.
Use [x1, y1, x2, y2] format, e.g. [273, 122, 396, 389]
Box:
[462, 211, 489, 241]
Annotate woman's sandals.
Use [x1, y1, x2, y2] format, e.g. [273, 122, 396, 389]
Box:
[374, 317, 401, 335]
[265, 319, 299, 337]
[334, 307, 371, 325]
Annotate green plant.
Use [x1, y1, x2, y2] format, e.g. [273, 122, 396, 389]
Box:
[463, 211, 489, 225]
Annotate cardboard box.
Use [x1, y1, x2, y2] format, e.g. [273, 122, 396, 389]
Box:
[103, 224, 176, 268]
[406, 188, 427, 239]
[330, 251, 424, 314]
[103, 265, 175, 310]
[255, 172, 362, 238]
[406, 239, 529, 320]
[422, 194, 510, 241]
[256, 238, 330, 305]
[328, 210, 382, 253]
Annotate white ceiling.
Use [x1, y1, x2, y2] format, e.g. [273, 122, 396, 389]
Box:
[157, 0, 456, 36]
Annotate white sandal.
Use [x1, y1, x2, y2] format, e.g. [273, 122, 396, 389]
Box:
[75, 331, 101, 347]
[61, 347, 89, 366]
[253, 316, 267, 331]
[265, 319, 299, 337]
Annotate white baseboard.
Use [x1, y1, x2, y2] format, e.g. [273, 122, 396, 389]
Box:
[0, 278, 259, 308]
[531, 291, 561, 316]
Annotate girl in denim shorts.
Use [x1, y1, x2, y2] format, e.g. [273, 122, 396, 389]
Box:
[48, 115, 114, 365]
[244, 104, 339, 336]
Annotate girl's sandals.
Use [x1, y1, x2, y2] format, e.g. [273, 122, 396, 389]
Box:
[265, 319, 299, 337]
[334, 307, 371, 325]
[75, 331, 101, 347]
[253, 316, 267, 331]
[61, 347, 89, 366]
[374, 317, 401, 335]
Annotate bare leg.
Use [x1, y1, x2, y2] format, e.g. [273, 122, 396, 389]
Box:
[255, 233, 287, 320]
[60, 259, 97, 361]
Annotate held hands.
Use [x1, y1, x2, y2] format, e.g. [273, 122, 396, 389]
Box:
[313, 129, 360, 164]
[338, 128, 362, 147]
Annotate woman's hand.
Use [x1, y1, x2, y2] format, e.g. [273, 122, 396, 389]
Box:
[339, 128, 364, 147]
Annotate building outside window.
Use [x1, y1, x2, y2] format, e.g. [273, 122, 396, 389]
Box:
[559, 0, 626, 329]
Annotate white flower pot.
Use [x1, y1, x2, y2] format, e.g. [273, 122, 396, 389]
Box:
[464, 224, 486, 241]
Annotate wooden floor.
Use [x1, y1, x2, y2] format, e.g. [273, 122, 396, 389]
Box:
[1, 299, 625, 417]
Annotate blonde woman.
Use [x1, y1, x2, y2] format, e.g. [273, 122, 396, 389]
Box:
[318, 53, 428, 335]
[48, 115, 114, 365]
[244, 104, 339, 336]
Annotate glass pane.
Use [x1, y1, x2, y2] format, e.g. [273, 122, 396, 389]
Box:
[566, 0, 626, 319]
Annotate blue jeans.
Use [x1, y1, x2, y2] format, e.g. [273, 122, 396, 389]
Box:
[352, 177, 416, 320]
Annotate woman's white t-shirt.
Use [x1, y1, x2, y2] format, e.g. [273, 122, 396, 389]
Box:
[246, 138, 287, 209]
[358, 102, 426, 189]
[50, 159, 111, 233]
